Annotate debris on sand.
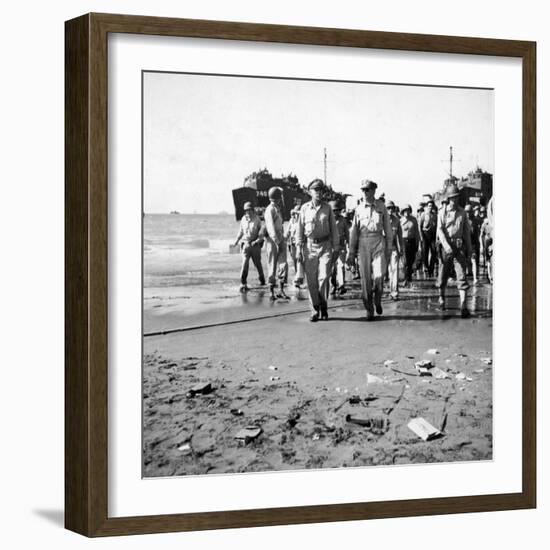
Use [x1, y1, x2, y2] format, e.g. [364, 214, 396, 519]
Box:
[270, 376, 280, 381]
[268, 365, 278, 371]
[415, 360, 434, 376]
[432, 367, 449, 379]
[230, 408, 244, 416]
[383, 384, 407, 415]
[408, 417, 442, 441]
[384, 360, 397, 367]
[455, 372, 467, 380]
[235, 425, 263, 444]
[334, 394, 377, 412]
[186, 382, 213, 397]
[481, 358, 493, 365]
[366, 373, 385, 385]
[474, 368, 485, 374]
[391, 366, 418, 377]
[345, 414, 390, 435]
[427, 348, 440, 355]
[177, 443, 192, 454]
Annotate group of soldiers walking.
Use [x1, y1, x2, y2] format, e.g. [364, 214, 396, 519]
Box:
[233, 178, 494, 322]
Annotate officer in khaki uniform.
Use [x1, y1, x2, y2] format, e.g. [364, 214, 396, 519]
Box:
[329, 200, 350, 296]
[436, 184, 472, 317]
[285, 206, 305, 287]
[264, 186, 289, 300]
[233, 201, 265, 292]
[347, 179, 393, 320]
[296, 179, 339, 322]
[386, 201, 404, 300]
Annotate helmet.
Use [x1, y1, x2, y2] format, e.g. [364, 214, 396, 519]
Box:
[386, 200, 396, 209]
[360, 179, 377, 191]
[402, 204, 412, 214]
[446, 184, 460, 198]
[268, 186, 282, 200]
[308, 178, 325, 191]
[243, 201, 254, 211]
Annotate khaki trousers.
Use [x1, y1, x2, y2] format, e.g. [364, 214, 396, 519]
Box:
[289, 242, 305, 283]
[388, 250, 400, 298]
[331, 248, 347, 289]
[304, 240, 332, 312]
[265, 238, 288, 287]
[239, 242, 265, 285]
[358, 235, 386, 309]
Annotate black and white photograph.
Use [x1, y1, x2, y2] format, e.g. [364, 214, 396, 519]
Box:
[142, 71, 494, 478]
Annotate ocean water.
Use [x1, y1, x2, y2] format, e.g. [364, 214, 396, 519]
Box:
[144, 213, 242, 289]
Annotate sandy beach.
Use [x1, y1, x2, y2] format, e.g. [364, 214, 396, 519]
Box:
[143, 279, 493, 477]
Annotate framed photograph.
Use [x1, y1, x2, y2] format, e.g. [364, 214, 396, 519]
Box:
[65, 13, 536, 537]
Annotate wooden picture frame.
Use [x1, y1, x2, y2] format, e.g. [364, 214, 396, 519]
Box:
[65, 12, 536, 537]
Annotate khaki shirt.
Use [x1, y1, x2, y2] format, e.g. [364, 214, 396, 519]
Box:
[349, 199, 393, 256]
[235, 214, 263, 243]
[480, 217, 492, 241]
[437, 205, 472, 256]
[389, 213, 404, 253]
[296, 201, 339, 250]
[285, 216, 299, 244]
[264, 202, 285, 244]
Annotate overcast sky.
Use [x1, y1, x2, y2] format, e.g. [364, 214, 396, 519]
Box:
[143, 71, 493, 214]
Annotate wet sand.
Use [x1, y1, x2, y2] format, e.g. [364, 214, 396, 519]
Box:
[143, 279, 493, 477]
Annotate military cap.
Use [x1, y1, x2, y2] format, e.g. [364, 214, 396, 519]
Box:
[268, 186, 283, 200]
[402, 204, 412, 213]
[426, 199, 435, 206]
[360, 179, 378, 191]
[419, 201, 426, 208]
[243, 201, 254, 211]
[446, 183, 460, 198]
[308, 178, 325, 191]
[386, 200, 396, 209]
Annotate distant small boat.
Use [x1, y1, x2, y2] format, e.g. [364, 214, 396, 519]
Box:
[170, 210, 181, 215]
